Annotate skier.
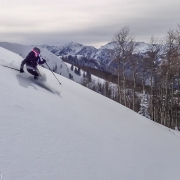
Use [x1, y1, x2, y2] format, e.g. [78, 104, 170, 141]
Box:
[20, 47, 46, 79]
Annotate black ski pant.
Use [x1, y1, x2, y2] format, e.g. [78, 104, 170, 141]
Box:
[27, 68, 39, 77]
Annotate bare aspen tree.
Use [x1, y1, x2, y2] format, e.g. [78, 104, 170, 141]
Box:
[162, 28, 180, 128]
[113, 62, 122, 103]
[175, 24, 180, 129]
[147, 36, 163, 121]
[113, 26, 134, 106]
[129, 49, 138, 111]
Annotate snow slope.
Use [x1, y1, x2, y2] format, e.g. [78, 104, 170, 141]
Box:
[0, 47, 180, 180]
[65, 62, 106, 84]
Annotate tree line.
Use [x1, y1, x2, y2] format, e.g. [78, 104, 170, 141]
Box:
[81, 25, 180, 130]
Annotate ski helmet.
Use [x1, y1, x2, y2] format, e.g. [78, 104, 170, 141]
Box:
[33, 47, 40, 54]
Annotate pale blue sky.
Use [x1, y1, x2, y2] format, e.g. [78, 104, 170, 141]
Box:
[0, 0, 180, 47]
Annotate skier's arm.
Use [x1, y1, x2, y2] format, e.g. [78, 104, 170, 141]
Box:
[38, 58, 46, 65]
[20, 53, 31, 69]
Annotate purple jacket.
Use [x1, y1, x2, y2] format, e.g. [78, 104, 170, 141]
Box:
[21, 51, 45, 70]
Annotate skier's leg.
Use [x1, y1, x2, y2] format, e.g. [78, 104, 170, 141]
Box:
[26, 68, 39, 79]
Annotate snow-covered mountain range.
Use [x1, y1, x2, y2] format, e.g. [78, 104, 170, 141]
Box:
[0, 46, 180, 180]
[41, 42, 114, 72]
[41, 41, 151, 64]
[40, 41, 161, 75]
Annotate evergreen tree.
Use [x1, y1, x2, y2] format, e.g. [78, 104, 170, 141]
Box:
[74, 67, 78, 74]
[86, 71, 92, 82]
[138, 91, 150, 119]
[83, 71, 86, 77]
[77, 67, 81, 76]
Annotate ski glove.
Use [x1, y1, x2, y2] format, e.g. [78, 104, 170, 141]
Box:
[20, 68, 24, 73]
[42, 59, 46, 63]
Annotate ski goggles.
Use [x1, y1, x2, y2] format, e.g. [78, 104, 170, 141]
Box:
[32, 50, 40, 57]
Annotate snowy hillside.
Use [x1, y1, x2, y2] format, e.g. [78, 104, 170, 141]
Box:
[0, 46, 180, 180]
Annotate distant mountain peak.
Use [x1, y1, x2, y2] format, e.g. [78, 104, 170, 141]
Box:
[40, 41, 165, 73]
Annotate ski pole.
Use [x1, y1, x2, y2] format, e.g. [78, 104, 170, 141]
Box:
[45, 62, 61, 85]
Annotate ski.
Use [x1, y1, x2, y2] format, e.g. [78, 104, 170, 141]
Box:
[2, 65, 20, 72]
